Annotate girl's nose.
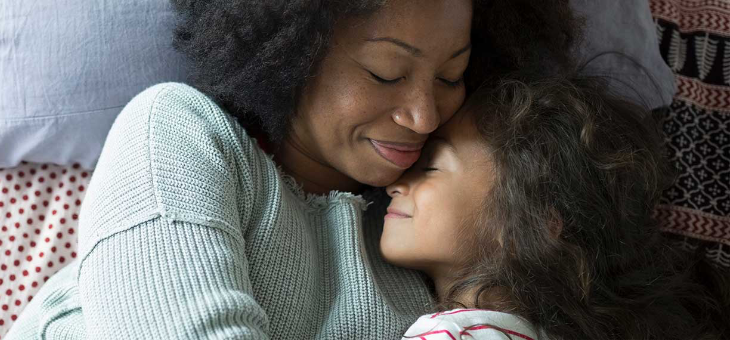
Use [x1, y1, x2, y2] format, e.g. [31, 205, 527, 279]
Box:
[386, 178, 410, 198]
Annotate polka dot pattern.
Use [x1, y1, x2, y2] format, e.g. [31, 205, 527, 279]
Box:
[0, 162, 91, 338]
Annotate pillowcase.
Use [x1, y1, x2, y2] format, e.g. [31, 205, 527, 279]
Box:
[572, 0, 677, 110]
[0, 0, 188, 169]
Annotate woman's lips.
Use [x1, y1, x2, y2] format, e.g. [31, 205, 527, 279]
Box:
[385, 207, 412, 219]
[370, 139, 423, 169]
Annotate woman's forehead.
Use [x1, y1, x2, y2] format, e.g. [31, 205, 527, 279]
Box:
[336, 0, 472, 57]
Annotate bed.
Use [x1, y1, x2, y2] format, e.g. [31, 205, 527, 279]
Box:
[0, 0, 187, 336]
[2, 0, 728, 338]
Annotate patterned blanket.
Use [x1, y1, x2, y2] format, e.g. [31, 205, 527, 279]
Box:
[651, 0, 730, 268]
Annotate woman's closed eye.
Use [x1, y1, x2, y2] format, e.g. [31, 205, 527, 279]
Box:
[369, 71, 463, 87]
[369, 71, 402, 84]
[438, 77, 463, 88]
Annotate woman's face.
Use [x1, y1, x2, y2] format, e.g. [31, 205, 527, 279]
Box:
[380, 110, 493, 278]
[292, 0, 473, 187]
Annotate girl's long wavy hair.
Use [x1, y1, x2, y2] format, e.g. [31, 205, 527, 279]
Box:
[442, 75, 729, 339]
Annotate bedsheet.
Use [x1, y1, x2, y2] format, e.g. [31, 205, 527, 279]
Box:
[0, 162, 89, 338]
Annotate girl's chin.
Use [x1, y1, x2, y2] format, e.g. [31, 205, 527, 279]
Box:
[379, 238, 423, 271]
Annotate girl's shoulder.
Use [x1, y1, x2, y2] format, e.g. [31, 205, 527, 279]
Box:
[402, 309, 539, 340]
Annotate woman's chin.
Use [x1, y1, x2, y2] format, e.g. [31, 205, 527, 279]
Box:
[350, 165, 405, 188]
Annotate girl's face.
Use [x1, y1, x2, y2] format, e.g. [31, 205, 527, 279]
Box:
[381, 109, 494, 278]
[292, 0, 473, 187]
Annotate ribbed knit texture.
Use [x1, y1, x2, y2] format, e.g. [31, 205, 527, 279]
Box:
[4, 83, 433, 340]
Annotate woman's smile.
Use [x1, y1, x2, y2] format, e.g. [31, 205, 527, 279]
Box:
[370, 139, 425, 169]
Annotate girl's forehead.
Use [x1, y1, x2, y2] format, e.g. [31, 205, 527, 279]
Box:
[434, 108, 493, 168]
[435, 108, 478, 141]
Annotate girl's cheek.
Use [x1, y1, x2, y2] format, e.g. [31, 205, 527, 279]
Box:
[414, 180, 439, 206]
[415, 181, 452, 223]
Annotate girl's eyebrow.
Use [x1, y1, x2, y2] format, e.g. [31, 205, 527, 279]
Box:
[429, 136, 458, 154]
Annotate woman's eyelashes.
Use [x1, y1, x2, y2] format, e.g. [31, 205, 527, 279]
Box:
[369, 71, 402, 84]
[438, 77, 464, 88]
[367, 70, 463, 87]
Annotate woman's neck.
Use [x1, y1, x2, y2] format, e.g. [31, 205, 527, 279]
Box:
[274, 137, 363, 195]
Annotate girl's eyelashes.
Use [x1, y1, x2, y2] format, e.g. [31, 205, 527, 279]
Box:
[422, 167, 439, 172]
[369, 71, 402, 84]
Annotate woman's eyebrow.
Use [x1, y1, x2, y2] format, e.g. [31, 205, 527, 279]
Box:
[365, 37, 470, 59]
[366, 37, 423, 57]
[450, 43, 471, 59]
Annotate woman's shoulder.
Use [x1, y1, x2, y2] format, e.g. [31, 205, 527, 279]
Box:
[118, 82, 264, 171]
[80, 82, 270, 248]
[124, 82, 238, 136]
[402, 309, 538, 340]
[112, 82, 267, 187]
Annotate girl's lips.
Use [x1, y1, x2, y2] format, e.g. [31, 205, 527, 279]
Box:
[385, 207, 412, 219]
[370, 140, 423, 169]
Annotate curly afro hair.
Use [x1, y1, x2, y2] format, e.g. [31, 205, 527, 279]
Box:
[170, 0, 582, 144]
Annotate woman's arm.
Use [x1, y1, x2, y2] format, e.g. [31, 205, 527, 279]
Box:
[78, 218, 269, 339]
[76, 83, 270, 339]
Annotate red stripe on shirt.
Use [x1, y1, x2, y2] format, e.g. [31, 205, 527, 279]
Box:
[431, 309, 490, 318]
[461, 325, 535, 340]
[416, 329, 458, 340]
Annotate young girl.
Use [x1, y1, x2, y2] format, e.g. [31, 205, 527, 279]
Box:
[381, 76, 728, 340]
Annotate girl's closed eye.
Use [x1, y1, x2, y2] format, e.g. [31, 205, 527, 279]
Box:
[419, 147, 439, 172]
[417, 137, 459, 174]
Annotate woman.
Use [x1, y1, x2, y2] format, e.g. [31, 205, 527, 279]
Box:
[6, 0, 579, 339]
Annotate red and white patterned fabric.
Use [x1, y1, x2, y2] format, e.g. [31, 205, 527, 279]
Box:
[401, 309, 538, 340]
[0, 162, 90, 338]
[650, 0, 730, 268]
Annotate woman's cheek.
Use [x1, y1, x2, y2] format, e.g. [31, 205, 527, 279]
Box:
[436, 87, 466, 125]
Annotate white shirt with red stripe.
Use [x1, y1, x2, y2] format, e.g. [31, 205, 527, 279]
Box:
[401, 309, 539, 340]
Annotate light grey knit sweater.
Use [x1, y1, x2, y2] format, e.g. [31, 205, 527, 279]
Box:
[5, 83, 433, 339]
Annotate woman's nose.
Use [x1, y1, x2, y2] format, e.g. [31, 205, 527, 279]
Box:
[392, 82, 439, 134]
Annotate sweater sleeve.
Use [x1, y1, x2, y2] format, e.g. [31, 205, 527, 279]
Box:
[75, 83, 270, 339]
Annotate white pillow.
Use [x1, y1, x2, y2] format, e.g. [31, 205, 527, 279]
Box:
[0, 0, 188, 169]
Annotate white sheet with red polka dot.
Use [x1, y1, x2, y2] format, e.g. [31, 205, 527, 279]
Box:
[0, 162, 91, 339]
